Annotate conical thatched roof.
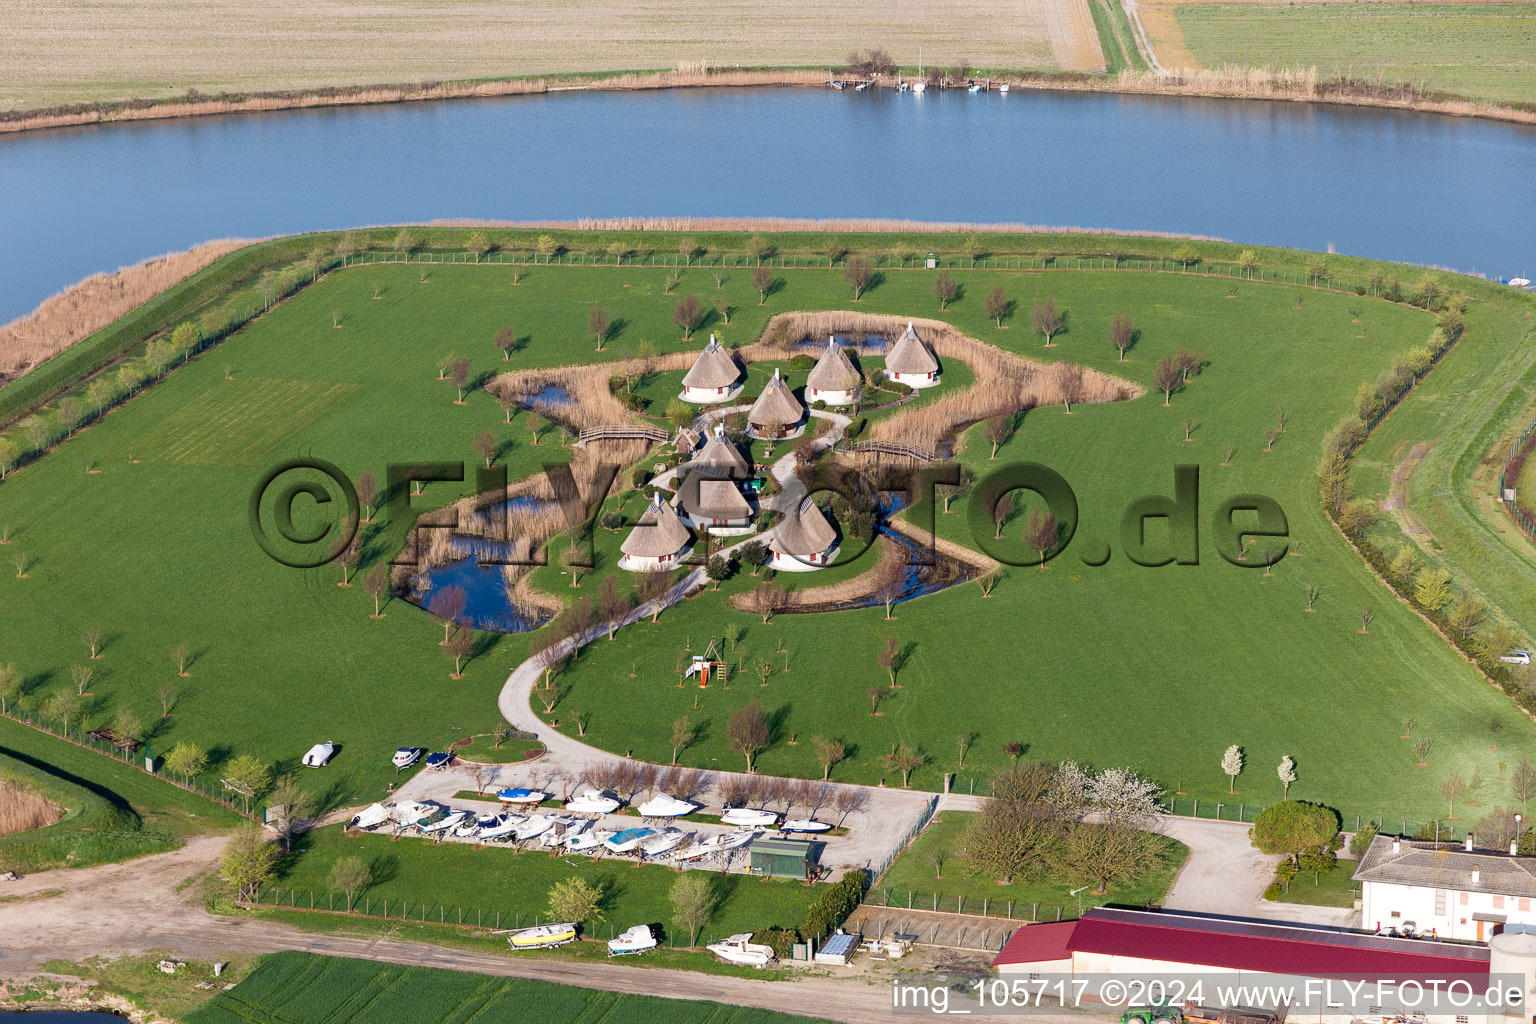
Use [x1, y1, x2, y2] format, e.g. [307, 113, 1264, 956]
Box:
[680, 479, 752, 521]
[806, 337, 861, 392]
[620, 496, 693, 557]
[748, 369, 804, 427]
[694, 427, 750, 476]
[682, 334, 741, 389]
[770, 498, 837, 557]
[885, 321, 939, 375]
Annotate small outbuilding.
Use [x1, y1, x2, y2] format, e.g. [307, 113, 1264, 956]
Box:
[680, 334, 743, 404]
[806, 337, 861, 406]
[884, 321, 940, 388]
[815, 930, 862, 965]
[746, 368, 806, 439]
[769, 497, 838, 571]
[748, 836, 819, 880]
[675, 478, 754, 534]
[619, 495, 693, 571]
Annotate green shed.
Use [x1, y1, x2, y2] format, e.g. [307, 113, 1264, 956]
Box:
[748, 837, 818, 880]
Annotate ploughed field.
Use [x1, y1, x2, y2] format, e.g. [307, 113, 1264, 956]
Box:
[0, 255, 1526, 822]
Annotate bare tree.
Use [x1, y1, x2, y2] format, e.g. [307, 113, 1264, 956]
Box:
[588, 303, 611, 351]
[1511, 759, 1536, 813]
[429, 586, 467, 644]
[356, 470, 378, 523]
[473, 430, 498, 469]
[157, 682, 178, 717]
[726, 699, 770, 772]
[446, 627, 476, 677]
[984, 288, 1009, 327]
[448, 356, 472, 403]
[1153, 356, 1181, 405]
[813, 735, 846, 780]
[1031, 298, 1064, 346]
[932, 270, 958, 311]
[877, 635, 905, 687]
[1109, 314, 1134, 361]
[982, 415, 1013, 459]
[831, 787, 869, 827]
[671, 716, 695, 765]
[866, 686, 887, 715]
[1023, 507, 1059, 568]
[70, 664, 93, 696]
[673, 294, 706, 340]
[81, 627, 103, 660]
[171, 643, 191, 677]
[494, 326, 519, 360]
[364, 562, 388, 618]
[1051, 362, 1084, 412]
[750, 266, 773, 305]
[1441, 771, 1468, 819]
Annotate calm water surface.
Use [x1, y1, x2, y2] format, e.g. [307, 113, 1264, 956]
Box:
[2, 87, 1534, 321]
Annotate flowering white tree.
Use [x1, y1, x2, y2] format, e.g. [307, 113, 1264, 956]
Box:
[1050, 760, 1094, 812]
[1221, 744, 1244, 793]
[1278, 755, 1297, 799]
[1089, 767, 1165, 828]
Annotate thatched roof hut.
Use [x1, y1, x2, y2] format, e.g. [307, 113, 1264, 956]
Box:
[769, 497, 838, 568]
[747, 368, 805, 439]
[806, 337, 861, 405]
[694, 426, 751, 477]
[681, 334, 742, 402]
[885, 321, 940, 387]
[620, 495, 693, 567]
[678, 478, 753, 526]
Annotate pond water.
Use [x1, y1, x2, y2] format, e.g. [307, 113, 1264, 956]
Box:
[2, 86, 1534, 322]
[408, 496, 559, 633]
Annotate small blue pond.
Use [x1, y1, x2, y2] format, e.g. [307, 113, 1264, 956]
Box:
[516, 384, 573, 408]
[408, 496, 560, 634]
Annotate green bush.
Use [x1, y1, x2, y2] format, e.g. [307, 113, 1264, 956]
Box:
[1262, 882, 1285, 901]
[1348, 821, 1379, 858]
[751, 926, 800, 959]
[803, 870, 868, 941]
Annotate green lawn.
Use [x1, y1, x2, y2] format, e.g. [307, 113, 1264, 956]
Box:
[1174, 3, 1536, 104]
[188, 952, 832, 1024]
[1269, 861, 1359, 908]
[2, 238, 1532, 826]
[873, 811, 1185, 921]
[271, 825, 821, 947]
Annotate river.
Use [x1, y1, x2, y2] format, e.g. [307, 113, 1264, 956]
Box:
[2, 86, 1533, 322]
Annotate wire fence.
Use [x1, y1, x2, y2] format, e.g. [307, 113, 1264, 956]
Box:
[1498, 413, 1536, 543]
[0, 709, 254, 819]
[869, 795, 939, 880]
[863, 887, 1076, 923]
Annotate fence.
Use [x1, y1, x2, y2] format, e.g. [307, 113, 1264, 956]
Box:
[0, 709, 253, 818]
[869, 795, 939, 880]
[1498, 413, 1536, 543]
[1162, 795, 1466, 840]
[863, 886, 1076, 924]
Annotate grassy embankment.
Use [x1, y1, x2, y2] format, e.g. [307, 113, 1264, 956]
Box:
[188, 951, 832, 1024]
[1, 228, 1530, 826]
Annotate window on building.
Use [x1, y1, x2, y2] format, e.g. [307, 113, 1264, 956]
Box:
[1390, 911, 1402, 919]
[1522, 898, 1531, 912]
[1460, 891, 1470, 905]
[1495, 894, 1506, 909]
[1436, 891, 1447, 915]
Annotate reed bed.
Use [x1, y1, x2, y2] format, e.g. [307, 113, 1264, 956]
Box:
[436, 215, 1221, 241]
[0, 238, 252, 385]
[0, 781, 61, 837]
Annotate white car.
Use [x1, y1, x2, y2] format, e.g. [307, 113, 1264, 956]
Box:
[302, 742, 335, 767]
[1501, 650, 1533, 666]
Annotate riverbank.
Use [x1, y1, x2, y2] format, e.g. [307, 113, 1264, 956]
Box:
[5, 63, 1536, 139]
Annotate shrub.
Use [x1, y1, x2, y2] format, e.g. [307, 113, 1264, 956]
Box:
[803, 870, 868, 941]
[846, 417, 867, 439]
[630, 468, 649, 488]
[752, 926, 801, 959]
[789, 354, 816, 371]
[1262, 882, 1285, 901]
[1349, 821, 1379, 858]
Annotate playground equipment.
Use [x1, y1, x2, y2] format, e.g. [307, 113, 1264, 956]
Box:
[683, 638, 727, 688]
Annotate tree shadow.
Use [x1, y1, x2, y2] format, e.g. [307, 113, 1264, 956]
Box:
[767, 703, 793, 746]
[864, 271, 887, 296]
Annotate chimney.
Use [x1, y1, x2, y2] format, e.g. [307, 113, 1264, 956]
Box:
[1393, 837, 1402, 853]
[1466, 836, 1475, 852]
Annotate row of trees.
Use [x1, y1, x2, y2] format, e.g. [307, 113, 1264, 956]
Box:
[1218, 744, 1300, 798]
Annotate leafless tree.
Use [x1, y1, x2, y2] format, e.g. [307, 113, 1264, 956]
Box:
[1051, 362, 1084, 412]
[673, 294, 706, 340]
[982, 414, 1014, 459]
[831, 787, 869, 827]
[1109, 315, 1134, 361]
[1153, 356, 1182, 405]
[157, 682, 178, 717]
[671, 716, 695, 765]
[718, 774, 752, 808]
[932, 270, 958, 311]
[171, 642, 191, 677]
[984, 287, 1009, 327]
[429, 586, 467, 644]
[446, 627, 475, 677]
[812, 735, 846, 780]
[844, 257, 873, 300]
[1024, 507, 1059, 568]
[588, 303, 611, 350]
[877, 635, 904, 687]
[448, 356, 472, 403]
[494, 326, 519, 360]
[727, 699, 771, 771]
[70, 664, 93, 696]
[473, 430, 497, 468]
[751, 266, 773, 305]
[81, 628, 103, 660]
[1031, 298, 1064, 346]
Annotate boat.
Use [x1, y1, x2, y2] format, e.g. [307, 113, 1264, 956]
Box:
[507, 923, 577, 950]
[780, 818, 833, 833]
[721, 807, 778, 827]
[349, 802, 393, 831]
[513, 815, 555, 841]
[477, 815, 524, 842]
[564, 788, 621, 814]
[390, 801, 440, 828]
[636, 794, 696, 818]
[454, 813, 500, 838]
[498, 787, 549, 805]
[967, 81, 981, 93]
[540, 816, 584, 848]
[707, 933, 777, 966]
[608, 924, 659, 956]
[302, 741, 335, 767]
[898, 80, 909, 92]
[854, 82, 868, 91]
[998, 82, 1010, 94]
[677, 829, 756, 861]
[566, 828, 614, 853]
[419, 810, 470, 835]
[639, 828, 688, 857]
[423, 750, 453, 771]
[1510, 277, 1531, 289]
[603, 827, 656, 853]
[912, 80, 926, 94]
[830, 80, 843, 91]
[391, 747, 421, 771]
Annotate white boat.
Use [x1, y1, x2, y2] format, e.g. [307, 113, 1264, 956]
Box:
[564, 788, 622, 814]
[608, 924, 659, 956]
[513, 815, 555, 841]
[390, 801, 439, 827]
[854, 82, 868, 91]
[912, 80, 926, 94]
[1511, 277, 1531, 289]
[302, 742, 335, 767]
[636, 794, 696, 818]
[967, 83, 981, 93]
[391, 747, 421, 771]
[477, 815, 524, 841]
[454, 813, 500, 838]
[780, 818, 832, 833]
[998, 82, 1010, 94]
[538, 816, 581, 848]
[507, 923, 577, 949]
[498, 787, 549, 805]
[676, 829, 756, 861]
[566, 828, 614, 853]
[640, 828, 688, 857]
[721, 807, 778, 827]
[349, 802, 393, 831]
[603, 826, 656, 853]
[419, 810, 469, 835]
[898, 80, 910, 92]
[707, 933, 777, 966]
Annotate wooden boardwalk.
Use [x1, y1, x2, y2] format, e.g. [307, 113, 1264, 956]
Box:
[576, 424, 668, 445]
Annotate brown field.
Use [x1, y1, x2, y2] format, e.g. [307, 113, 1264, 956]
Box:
[0, 0, 1100, 113]
[0, 782, 61, 837]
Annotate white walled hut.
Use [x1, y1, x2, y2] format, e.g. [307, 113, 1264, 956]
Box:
[884, 321, 941, 388]
[680, 334, 744, 404]
[746, 368, 806, 440]
[692, 425, 752, 478]
[619, 495, 693, 571]
[676, 478, 754, 534]
[768, 497, 838, 571]
[805, 337, 861, 406]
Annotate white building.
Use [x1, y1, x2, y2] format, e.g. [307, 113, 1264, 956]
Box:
[618, 496, 693, 571]
[805, 337, 861, 406]
[680, 335, 743, 404]
[1355, 834, 1536, 942]
[768, 497, 838, 571]
[884, 321, 941, 389]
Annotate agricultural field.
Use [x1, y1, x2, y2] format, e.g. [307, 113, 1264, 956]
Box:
[0, 0, 1097, 113]
[0, 231, 1530, 830]
[1153, 2, 1536, 104]
[271, 826, 821, 945]
[189, 951, 833, 1024]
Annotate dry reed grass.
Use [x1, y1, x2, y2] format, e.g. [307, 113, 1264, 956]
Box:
[0, 781, 62, 837]
[760, 311, 1140, 454]
[0, 238, 252, 385]
[437, 215, 1222, 241]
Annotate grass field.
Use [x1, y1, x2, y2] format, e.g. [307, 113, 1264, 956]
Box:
[272, 825, 821, 945]
[189, 952, 832, 1024]
[874, 811, 1185, 917]
[1, 241, 1531, 826]
[1167, 3, 1536, 104]
[1269, 860, 1359, 908]
[0, 0, 1089, 113]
